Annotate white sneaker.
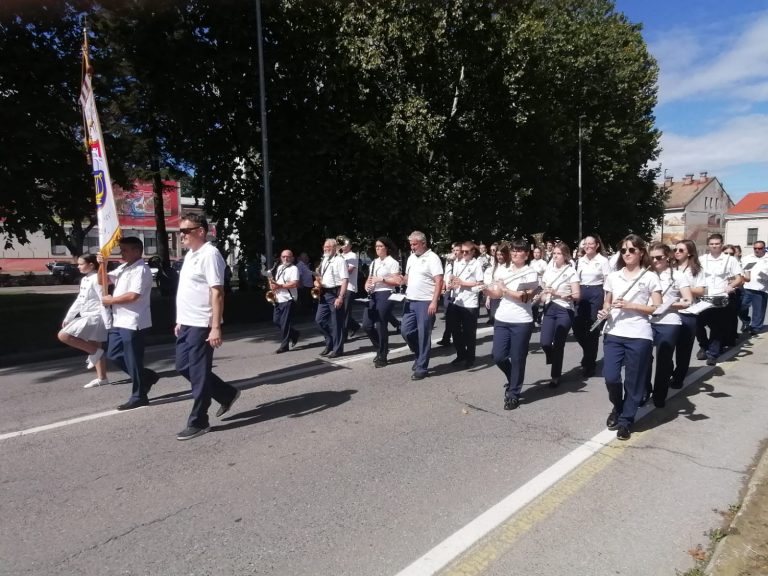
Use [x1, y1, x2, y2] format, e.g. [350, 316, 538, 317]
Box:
[83, 378, 110, 389]
[86, 348, 104, 369]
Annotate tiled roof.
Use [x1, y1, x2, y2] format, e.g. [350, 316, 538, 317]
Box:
[728, 192, 768, 214]
[663, 177, 714, 209]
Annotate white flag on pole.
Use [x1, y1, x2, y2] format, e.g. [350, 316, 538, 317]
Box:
[79, 39, 121, 257]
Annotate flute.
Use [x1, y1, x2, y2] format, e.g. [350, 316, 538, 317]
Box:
[590, 267, 651, 332]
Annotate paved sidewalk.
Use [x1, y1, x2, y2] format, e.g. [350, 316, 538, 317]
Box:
[705, 332, 768, 576]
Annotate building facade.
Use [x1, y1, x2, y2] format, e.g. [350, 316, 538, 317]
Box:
[724, 192, 768, 247]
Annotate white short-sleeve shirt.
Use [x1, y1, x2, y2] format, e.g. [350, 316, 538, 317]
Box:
[700, 254, 742, 296]
[405, 249, 443, 301]
[577, 253, 612, 286]
[650, 268, 690, 326]
[109, 259, 153, 331]
[343, 251, 359, 292]
[176, 243, 225, 328]
[274, 264, 299, 303]
[541, 264, 579, 310]
[451, 258, 485, 308]
[742, 254, 768, 292]
[494, 265, 539, 324]
[319, 255, 348, 288]
[603, 268, 661, 340]
[369, 256, 401, 292]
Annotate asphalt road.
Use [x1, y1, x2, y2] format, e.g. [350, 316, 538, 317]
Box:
[1, 310, 766, 576]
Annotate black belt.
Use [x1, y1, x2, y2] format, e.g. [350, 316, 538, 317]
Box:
[321, 286, 339, 295]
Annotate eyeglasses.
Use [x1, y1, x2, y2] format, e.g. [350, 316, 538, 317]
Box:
[179, 226, 201, 235]
[674, 248, 687, 253]
[461, 250, 470, 253]
[652, 255, 666, 261]
[620, 247, 638, 255]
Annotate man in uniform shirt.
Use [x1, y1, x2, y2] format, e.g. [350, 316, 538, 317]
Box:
[315, 238, 349, 358]
[740, 240, 768, 336]
[338, 236, 361, 340]
[697, 233, 743, 365]
[398, 231, 444, 380]
[99, 236, 157, 411]
[174, 214, 240, 440]
[270, 249, 300, 353]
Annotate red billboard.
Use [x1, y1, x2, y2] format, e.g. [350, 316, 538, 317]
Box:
[113, 180, 181, 229]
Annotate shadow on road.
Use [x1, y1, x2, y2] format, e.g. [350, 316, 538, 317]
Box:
[212, 389, 357, 431]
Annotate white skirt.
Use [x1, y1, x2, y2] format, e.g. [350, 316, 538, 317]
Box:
[61, 315, 108, 342]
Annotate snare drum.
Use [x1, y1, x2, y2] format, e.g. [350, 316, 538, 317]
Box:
[700, 295, 729, 308]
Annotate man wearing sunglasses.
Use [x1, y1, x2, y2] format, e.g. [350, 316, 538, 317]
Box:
[174, 213, 240, 440]
[740, 240, 768, 336]
[697, 234, 743, 365]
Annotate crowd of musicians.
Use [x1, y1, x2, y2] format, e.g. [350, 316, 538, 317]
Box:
[267, 231, 768, 441]
[59, 217, 766, 441]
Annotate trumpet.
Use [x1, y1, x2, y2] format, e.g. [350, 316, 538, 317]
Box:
[311, 285, 322, 299]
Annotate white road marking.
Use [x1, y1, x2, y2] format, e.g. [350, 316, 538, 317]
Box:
[0, 408, 126, 441]
[391, 365, 710, 576]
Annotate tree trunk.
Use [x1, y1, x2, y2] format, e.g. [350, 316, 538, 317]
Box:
[151, 158, 171, 267]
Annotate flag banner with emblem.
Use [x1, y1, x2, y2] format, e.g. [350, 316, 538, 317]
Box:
[79, 34, 121, 257]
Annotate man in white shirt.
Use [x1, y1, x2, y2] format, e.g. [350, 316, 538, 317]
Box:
[740, 240, 768, 336]
[697, 233, 743, 365]
[269, 249, 300, 353]
[398, 231, 444, 380]
[100, 237, 157, 411]
[338, 236, 361, 340]
[315, 238, 349, 358]
[174, 214, 240, 440]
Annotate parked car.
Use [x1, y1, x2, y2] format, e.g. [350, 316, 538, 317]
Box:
[45, 261, 81, 284]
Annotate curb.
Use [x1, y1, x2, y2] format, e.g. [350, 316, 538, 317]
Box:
[706, 431, 768, 575]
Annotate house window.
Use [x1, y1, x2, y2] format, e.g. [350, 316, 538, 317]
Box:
[51, 239, 67, 255]
[747, 228, 758, 245]
[144, 233, 157, 255]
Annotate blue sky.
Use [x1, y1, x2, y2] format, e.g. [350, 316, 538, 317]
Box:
[614, 0, 768, 202]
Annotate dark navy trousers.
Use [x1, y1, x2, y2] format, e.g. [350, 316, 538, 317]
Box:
[450, 305, 479, 361]
[343, 289, 361, 337]
[603, 334, 653, 428]
[698, 305, 729, 359]
[401, 300, 435, 375]
[492, 320, 533, 400]
[573, 285, 604, 371]
[650, 323, 680, 403]
[540, 304, 574, 379]
[176, 325, 238, 429]
[741, 289, 767, 332]
[672, 313, 698, 386]
[362, 291, 395, 359]
[316, 289, 344, 354]
[107, 327, 149, 402]
[273, 300, 298, 350]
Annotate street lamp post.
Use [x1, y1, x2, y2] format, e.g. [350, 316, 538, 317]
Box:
[255, 0, 273, 269]
[578, 116, 584, 245]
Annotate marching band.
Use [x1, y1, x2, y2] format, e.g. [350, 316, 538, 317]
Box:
[257, 229, 764, 441]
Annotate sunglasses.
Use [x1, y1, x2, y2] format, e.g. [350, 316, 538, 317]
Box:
[674, 248, 687, 253]
[652, 255, 666, 261]
[179, 226, 201, 235]
[461, 250, 470, 253]
[620, 247, 638, 255]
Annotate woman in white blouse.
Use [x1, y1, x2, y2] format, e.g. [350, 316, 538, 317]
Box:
[57, 254, 110, 388]
[361, 237, 401, 368]
[597, 235, 662, 440]
[671, 240, 705, 388]
[539, 242, 580, 387]
[646, 242, 693, 407]
[483, 240, 539, 410]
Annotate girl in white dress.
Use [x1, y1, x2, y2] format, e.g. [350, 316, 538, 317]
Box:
[57, 254, 110, 388]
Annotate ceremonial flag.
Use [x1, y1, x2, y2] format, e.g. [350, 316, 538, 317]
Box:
[79, 30, 121, 257]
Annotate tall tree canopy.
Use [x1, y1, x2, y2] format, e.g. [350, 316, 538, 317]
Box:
[1, 0, 662, 260]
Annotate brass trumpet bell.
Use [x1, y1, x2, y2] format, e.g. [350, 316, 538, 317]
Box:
[265, 290, 277, 305]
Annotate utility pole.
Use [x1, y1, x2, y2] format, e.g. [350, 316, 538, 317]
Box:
[255, 0, 273, 269]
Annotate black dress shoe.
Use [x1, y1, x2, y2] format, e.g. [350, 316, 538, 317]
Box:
[327, 351, 343, 359]
[216, 389, 241, 417]
[616, 425, 631, 440]
[411, 371, 427, 381]
[374, 357, 388, 368]
[503, 397, 520, 410]
[669, 378, 684, 389]
[450, 357, 465, 367]
[606, 411, 618, 430]
[548, 378, 559, 388]
[117, 398, 149, 411]
[696, 348, 707, 361]
[290, 331, 300, 349]
[582, 366, 595, 378]
[275, 347, 288, 354]
[653, 398, 666, 408]
[319, 348, 331, 357]
[464, 359, 475, 369]
[437, 339, 451, 346]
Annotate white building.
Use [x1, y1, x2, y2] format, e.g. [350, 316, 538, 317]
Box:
[724, 192, 768, 247]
